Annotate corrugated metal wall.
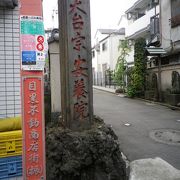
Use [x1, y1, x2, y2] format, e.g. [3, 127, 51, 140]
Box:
[0, 6, 21, 118]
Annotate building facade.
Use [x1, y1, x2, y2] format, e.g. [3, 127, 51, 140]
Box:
[125, 0, 159, 41]
[124, 0, 159, 67]
[0, 1, 20, 119]
[147, 0, 180, 92]
[92, 28, 125, 86]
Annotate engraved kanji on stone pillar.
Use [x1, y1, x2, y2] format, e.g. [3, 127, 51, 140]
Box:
[58, 0, 93, 130]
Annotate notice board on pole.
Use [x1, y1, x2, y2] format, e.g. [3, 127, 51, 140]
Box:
[20, 16, 45, 71]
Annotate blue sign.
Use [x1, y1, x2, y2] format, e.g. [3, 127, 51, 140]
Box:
[22, 51, 36, 65]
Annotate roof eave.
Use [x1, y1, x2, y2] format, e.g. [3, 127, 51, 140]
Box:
[126, 25, 150, 40]
[125, 0, 146, 14]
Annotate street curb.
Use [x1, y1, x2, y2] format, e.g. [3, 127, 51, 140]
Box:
[93, 86, 116, 94]
[121, 152, 130, 180]
[136, 97, 180, 111]
[93, 86, 180, 111]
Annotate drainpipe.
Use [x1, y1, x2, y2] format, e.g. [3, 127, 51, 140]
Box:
[158, 55, 162, 102]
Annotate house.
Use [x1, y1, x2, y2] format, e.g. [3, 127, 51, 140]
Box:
[0, 0, 44, 119]
[146, 0, 180, 104]
[124, 0, 160, 67]
[157, 0, 180, 91]
[125, 0, 159, 41]
[92, 28, 125, 86]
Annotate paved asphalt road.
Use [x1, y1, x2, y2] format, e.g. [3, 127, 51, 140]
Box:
[93, 89, 180, 169]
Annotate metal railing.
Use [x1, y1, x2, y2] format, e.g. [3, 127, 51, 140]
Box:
[93, 70, 117, 89]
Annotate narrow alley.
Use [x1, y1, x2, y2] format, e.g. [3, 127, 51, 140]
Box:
[93, 89, 180, 169]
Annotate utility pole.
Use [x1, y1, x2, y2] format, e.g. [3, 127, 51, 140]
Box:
[58, 0, 93, 130]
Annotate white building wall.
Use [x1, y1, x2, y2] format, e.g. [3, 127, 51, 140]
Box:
[92, 33, 125, 85]
[92, 50, 97, 71]
[126, 6, 159, 38]
[99, 38, 110, 68]
[110, 34, 125, 70]
[0, 7, 21, 119]
[93, 31, 108, 45]
[92, 48, 99, 85]
[97, 34, 125, 72]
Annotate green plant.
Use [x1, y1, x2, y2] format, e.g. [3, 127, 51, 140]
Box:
[105, 68, 114, 86]
[114, 39, 131, 90]
[131, 38, 147, 96]
[126, 67, 135, 97]
[127, 86, 136, 98]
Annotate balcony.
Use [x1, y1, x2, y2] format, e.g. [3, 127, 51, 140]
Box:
[126, 6, 159, 39]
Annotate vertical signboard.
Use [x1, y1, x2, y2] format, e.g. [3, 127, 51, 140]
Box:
[22, 75, 46, 179]
[59, 0, 93, 130]
[20, 16, 45, 71]
[20, 1, 46, 179]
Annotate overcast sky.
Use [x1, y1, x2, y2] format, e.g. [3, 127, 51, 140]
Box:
[43, 0, 137, 37]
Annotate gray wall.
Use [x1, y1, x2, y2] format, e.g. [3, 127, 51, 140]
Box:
[148, 64, 180, 91]
[0, 7, 21, 118]
[49, 41, 61, 113]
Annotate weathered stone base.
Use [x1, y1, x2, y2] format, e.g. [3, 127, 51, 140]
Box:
[46, 116, 126, 180]
[145, 90, 158, 101]
[165, 94, 180, 106]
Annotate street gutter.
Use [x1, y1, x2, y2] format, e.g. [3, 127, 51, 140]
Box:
[93, 86, 180, 111]
[136, 97, 180, 111]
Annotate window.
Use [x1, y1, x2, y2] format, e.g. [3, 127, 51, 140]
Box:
[92, 50, 95, 58]
[102, 42, 107, 51]
[150, 15, 160, 36]
[171, 0, 180, 27]
[147, 0, 159, 11]
[137, 12, 145, 18]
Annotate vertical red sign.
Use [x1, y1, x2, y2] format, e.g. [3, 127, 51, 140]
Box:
[22, 75, 46, 180]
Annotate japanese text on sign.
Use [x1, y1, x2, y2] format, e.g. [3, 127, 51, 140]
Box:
[22, 77, 45, 179]
[69, 0, 89, 120]
[20, 16, 45, 71]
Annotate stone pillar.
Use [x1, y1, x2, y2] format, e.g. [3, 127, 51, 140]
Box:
[58, 0, 93, 130]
